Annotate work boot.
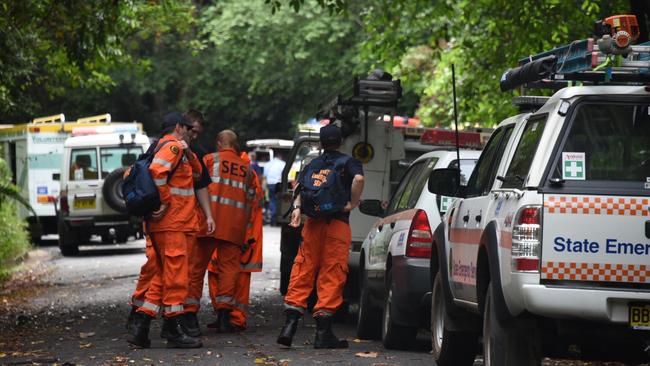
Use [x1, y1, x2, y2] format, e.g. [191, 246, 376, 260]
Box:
[313, 315, 348, 349]
[215, 309, 235, 333]
[163, 315, 203, 349]
[276, 309, 301, 347]
[126, 312, 152, 348]
[125, 306, 137, 332]
[182, 312, 201, 337]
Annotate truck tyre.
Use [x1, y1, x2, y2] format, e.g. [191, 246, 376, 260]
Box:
[483, 283, 541, 366]
[356, 265, 381, 339]
[103, 167, 128, 214]
[381, 269, 417, 349]
[431, 272, 478, 366]
[57, 218, 79, 256]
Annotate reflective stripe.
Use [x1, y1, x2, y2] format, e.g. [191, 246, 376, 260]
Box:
[131, 298, 144, 307]
[170, 187, 194, 196]
[185, 297, 200, 305]
[240, 262, 262, 270]
[152, 158, 172, 169]
[210, 195, 246, 209]
[164, 304, 185, 313]
[215, 295, 235, 304]
[154, 178, 166, 186]
[142, 301, 160, 313]
[212, 176, 247, 191]
[284, 304, 305, 314]
[234, 301, 248, 312]
[211, 153, 220, 180]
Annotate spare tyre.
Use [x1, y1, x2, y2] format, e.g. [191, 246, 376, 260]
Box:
[103, 167, 128, 214]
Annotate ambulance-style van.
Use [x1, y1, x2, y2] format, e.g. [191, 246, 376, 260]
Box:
[429, 34, 650, 365]
[0, 114, 144, 244]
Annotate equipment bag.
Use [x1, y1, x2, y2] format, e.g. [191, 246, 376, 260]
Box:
[298, 154, 351, 219]
[122, 140, 181, 217]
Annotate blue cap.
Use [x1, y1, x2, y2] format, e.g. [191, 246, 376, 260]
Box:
[161, 112, 193, 129]
[320, 124, 342, 148]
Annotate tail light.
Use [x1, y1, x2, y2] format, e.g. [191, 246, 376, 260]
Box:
[511, 206, 542, 272]
[59, 190, 69, 214]
[405, 209, 432, 258]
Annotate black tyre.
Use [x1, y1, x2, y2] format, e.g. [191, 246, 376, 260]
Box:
[116, 231, 129, 244]
[103, 167, 128, 214]
[57, 218, 79, 256]
[431, 272, 478, 366]
[483, 283, 541, 366]
[381, 269, 417, 349]
[356, 265, 381, 339]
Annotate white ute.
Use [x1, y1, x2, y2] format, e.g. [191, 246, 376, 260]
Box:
[430, 33, 650, 365]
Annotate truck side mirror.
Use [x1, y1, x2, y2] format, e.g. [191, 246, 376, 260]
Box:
[428, 168, 461, 197]
[359, 199, 384, 217]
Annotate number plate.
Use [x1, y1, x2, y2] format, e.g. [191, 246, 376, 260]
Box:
[629, 303, 650, 330]
[73, 198, 96, 209]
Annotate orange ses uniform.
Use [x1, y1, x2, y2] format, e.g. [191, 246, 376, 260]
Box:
[208, 156, 263, 328]
[137, 135, 201, 318]
[203, 148, 254, 312]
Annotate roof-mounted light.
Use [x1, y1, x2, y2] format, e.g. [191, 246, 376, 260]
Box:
[420, 129, 483, 149]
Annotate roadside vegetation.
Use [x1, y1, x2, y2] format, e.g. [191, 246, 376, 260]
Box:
[0, 159, 30, 280]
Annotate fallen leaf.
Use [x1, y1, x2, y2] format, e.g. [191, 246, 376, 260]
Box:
[355, 351, 378, 358]
[79, 342, 94, 349]
[79, 332, 95, 338]
[0, 353, 5, 358]
[143, 358, 153, 362]
[255, 358, 266, 364]
[352, 338, 369, 343]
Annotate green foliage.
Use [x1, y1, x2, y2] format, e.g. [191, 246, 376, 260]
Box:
[0, 159, 30, 278]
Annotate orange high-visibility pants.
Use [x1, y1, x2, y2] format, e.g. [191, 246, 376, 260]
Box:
[131, 236, 156, 308]
[208, 271, 251, 328]
[137, 232, 194, 318]
[284, 219, 351, 317]
[186, 237, 218, 312]
[213, 240, 241, 311]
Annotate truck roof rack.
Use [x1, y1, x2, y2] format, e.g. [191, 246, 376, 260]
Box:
[76, 113, 111, 124]
[512, 96, 551, 112]
[500, 39, 650, 91]
[316, 77, 402, 119]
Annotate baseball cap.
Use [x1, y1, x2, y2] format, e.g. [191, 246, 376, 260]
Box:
[161, 112, 193, 129]
[320, 123, 342, 148]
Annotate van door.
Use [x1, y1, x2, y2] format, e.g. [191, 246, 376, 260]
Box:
[67, 147, 101, 217]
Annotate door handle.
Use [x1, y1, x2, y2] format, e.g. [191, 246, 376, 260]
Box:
[390, 222, 396, 229]
[475, 215, 482, 223]
[462, 214, 469, 223]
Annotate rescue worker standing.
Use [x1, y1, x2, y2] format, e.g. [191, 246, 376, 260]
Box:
[203, 130, 255, 332]
[206, 151, 264, 331]
[277, 124, 364, 349]
[127, 113, 203, 349]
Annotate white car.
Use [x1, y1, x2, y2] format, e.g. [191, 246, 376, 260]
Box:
[57, 126, 149, 255]
[356, 148, 480, 348]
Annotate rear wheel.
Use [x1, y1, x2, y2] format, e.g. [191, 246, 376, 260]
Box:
[57, 218, 79, 256]
[356, 265, 381, 339]
[430, 272, 478, 366]
[483, 283, 541, 366]
[381, 269, 417, 349]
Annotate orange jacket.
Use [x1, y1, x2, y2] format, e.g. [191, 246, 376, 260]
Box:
[203, 148, 254, 244]
[240, 161, 263, 272]
[147, 134, 202, 232]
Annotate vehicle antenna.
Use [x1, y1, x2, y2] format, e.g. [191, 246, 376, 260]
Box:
[452, 64, 462, 189]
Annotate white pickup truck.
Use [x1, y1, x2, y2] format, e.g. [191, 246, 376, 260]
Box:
[429, 40, 650, 365]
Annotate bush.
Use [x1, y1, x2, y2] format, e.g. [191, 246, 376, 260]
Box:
[0, 159, 31, 279]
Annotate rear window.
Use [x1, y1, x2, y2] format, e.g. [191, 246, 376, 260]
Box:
[100, 146, 143, 178]
[553, 102, 650, 183]
[70, 148, 98, 181]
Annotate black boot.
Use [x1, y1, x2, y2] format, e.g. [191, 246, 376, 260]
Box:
[126, 312, 152, 348]
[314, 315, 348, 349]
[182, 312, 201, 337]
[216, 309, 235, 333]
[163, 315, 203, 348]
[125, 306, 137, 332]
[276, 309, 301, 347]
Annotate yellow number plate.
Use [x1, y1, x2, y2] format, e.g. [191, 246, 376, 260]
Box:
[73, 198, 96, 209]
[629, 304, 650, 330]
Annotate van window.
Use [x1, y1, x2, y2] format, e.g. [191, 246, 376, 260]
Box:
[70, 148, 98, 181]
[448, 159, 479, 185]
[502, 115, 547, 188]
[466, 126, 514, 197]
[553, 102, 650, 182]
[100, 146, 143, 178]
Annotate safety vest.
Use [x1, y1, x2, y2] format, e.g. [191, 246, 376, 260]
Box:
[240, 169, 263, 272]
[147, 134, 201, 233]
[203, 148, 254, 245]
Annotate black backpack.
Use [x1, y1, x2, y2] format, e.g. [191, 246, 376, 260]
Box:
[298, 154, 351, 219]
[122, 140, 181, 217]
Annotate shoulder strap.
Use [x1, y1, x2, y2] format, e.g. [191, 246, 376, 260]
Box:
[153, 140, 183, 182]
